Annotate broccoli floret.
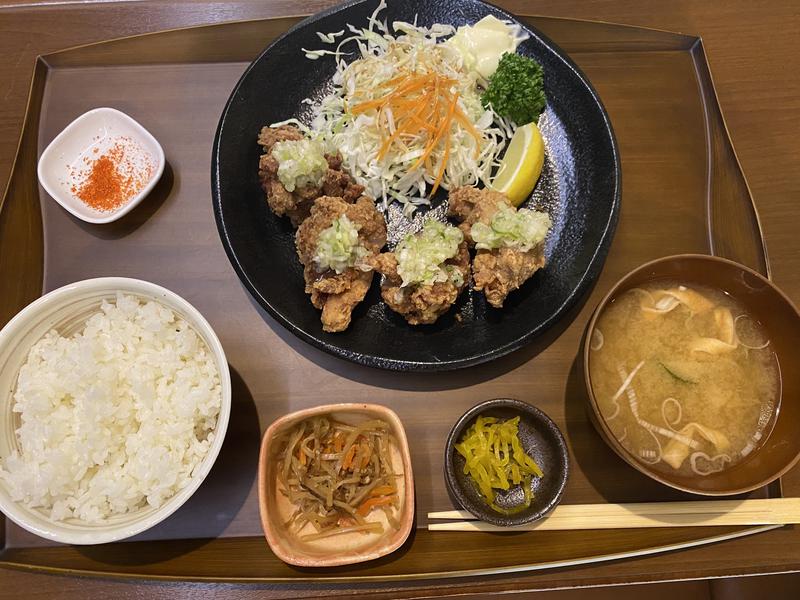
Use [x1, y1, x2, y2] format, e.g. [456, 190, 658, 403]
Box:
[481, 52, 546, 125]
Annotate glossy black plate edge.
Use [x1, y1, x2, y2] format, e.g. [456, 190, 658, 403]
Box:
[211, 0, 621, 371]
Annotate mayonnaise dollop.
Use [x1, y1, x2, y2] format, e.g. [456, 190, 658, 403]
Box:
[447, 15, 529, 79]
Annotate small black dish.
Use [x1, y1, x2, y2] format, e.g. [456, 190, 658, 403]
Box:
[444, 398, 569, 526]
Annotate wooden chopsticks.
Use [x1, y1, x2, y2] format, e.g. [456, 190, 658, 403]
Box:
[427, 498, 800, 532]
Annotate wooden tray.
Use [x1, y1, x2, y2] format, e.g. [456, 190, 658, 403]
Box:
[0, 14, 778, 582]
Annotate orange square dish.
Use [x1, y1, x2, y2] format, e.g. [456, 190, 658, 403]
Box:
[258, 403, 414, 567]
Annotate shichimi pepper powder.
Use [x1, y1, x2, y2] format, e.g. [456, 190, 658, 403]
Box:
[71, 137, 155, 212]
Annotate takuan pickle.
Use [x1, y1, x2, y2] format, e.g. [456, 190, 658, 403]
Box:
[455, 416, 543, 514]
[275, 416, 401, 541]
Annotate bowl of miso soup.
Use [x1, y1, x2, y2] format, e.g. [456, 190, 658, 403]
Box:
[584, 254, 800, 495]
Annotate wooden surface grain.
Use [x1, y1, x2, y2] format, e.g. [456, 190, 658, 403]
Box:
[0, 0, 799, 597]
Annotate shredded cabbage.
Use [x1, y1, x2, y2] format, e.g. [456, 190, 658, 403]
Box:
[313, 215, 370, 274]
[304, 0, 514, 215]
[271, 138, 328, 192]
[396, 219, 463, 287]
[445, 264, 464, 288]
[471, 206, 551, 251]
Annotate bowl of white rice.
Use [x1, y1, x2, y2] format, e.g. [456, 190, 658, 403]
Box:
[0, 278, 231, 544]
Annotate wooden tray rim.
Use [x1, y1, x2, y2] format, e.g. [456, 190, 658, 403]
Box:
[0, 526, 781, 583]
[0, 11, 781, 583]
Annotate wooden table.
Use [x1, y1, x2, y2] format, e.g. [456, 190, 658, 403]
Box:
[0, 0, 798, 597]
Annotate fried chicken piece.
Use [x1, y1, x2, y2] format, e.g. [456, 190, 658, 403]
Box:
[372, 242, 470, 325]
[447, 186, 549, 308]
[472, 245, 546, 308]
[322, 167, 365, 202]
[296, 196, 387, 332]
[257, 125, 364, 226]
[447, 186, 512, 243]
[257, 124, 303, 149]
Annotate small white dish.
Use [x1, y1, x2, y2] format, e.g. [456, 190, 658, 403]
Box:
[0, 278, 231, 544]
[37, 107, 165, 224]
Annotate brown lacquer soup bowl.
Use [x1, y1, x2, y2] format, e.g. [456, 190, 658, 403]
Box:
[583, 254, 800, 496]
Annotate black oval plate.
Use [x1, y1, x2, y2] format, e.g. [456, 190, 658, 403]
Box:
[212, 0, 620, 371]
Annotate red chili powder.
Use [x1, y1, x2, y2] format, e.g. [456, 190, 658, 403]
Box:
[71, 138, 154, 212]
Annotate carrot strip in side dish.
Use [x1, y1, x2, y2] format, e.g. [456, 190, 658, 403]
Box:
[369, 485, 396, 497]
[277, 416, 400, 538]
[357, 495, 396, 516]
[342, 443, 358, 470]
[360, 442, 373, 469]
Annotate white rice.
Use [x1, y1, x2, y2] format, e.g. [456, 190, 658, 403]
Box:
[0, 293, 222, 523]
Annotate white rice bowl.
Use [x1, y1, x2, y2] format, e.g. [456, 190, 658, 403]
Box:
[0, 278, 231, 544]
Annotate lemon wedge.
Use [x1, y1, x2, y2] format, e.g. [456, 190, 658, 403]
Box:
[490, 121, 545, 206]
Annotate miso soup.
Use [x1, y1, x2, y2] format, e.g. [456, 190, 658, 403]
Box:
[589, 281, 780, 478]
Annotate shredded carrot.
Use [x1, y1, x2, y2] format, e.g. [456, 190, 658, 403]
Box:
[427, 92, 459, 194]
[342, 443, 358, 470]
[349, 67, 478, 196]
[411, 91, 458, 172]
[299, 449, 307, 466]
[369, 485, 396, 497]
[333, 433, 344, 453]
[360, 442, 372, 469]
[357, 495, 396, 516]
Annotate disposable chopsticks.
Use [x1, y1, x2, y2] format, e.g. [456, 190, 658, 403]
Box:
[427, 498, 800, 532]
